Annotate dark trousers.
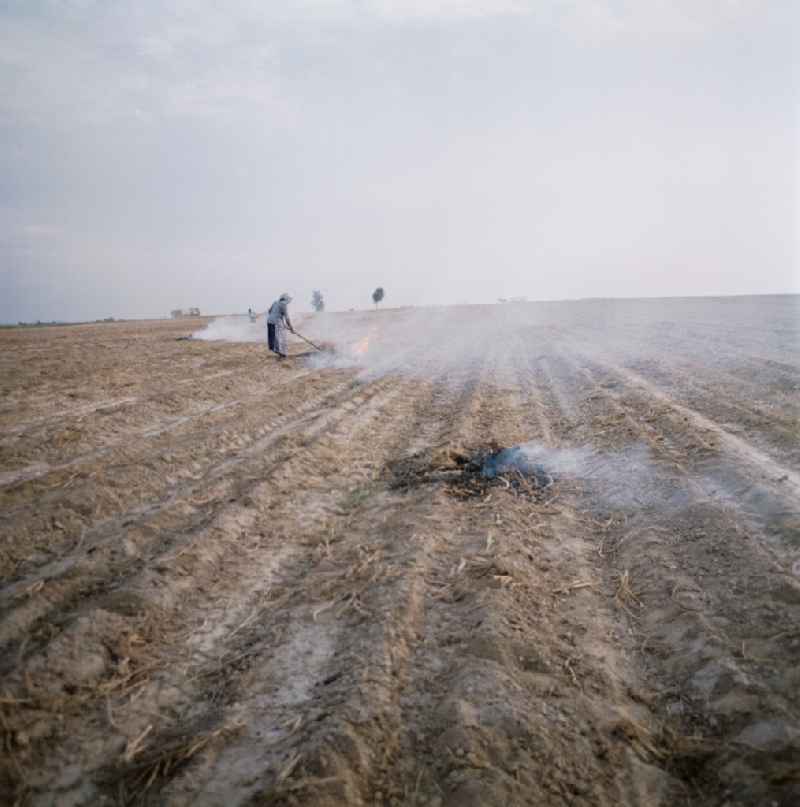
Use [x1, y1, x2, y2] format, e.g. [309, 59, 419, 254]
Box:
[267, 323, 276, 352]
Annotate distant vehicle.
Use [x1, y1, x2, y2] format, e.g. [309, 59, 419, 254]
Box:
[171, 307, 201, 319]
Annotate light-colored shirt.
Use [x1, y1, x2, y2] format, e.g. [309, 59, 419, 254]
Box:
[267, 300, 292, 328]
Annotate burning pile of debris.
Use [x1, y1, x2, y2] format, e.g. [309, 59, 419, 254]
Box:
[297, 328, 375, 368]
[481, 445, 554, 488]
[387, 443, 554, 500]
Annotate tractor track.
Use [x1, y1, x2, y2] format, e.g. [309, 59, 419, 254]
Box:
[0, 369, 369, 574]
[110, 371, 482, 805]
[1, 373, 424, 803]
[557, 346, 800, 804]
[0, 375, 402, 660]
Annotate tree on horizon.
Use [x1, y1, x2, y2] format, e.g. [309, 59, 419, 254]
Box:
[372, 287, 385, 309]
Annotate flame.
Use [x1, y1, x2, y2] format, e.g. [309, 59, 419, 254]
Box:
[352, 336, 370, 355]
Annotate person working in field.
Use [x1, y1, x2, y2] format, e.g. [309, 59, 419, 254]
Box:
[266, 293, 294, 359]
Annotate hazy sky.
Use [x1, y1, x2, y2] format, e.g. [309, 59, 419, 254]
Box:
[1, 1, 797, 321]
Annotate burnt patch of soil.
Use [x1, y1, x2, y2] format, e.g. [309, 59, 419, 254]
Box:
[385, 443, 555, 501]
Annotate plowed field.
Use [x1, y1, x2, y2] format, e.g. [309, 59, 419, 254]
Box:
[1, 297, 799, 807]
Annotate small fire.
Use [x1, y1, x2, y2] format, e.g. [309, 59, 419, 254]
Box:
[353, 336, 370, 356]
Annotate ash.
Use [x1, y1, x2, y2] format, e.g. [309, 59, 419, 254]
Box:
[481, 446, 554, 489]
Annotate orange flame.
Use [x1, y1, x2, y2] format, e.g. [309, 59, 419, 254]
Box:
[353, 336, 370, 355]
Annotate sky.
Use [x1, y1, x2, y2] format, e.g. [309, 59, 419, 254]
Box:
[0, 0, 797, 322]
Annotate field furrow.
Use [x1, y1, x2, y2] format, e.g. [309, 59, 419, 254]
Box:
[1, 300, 798, 807]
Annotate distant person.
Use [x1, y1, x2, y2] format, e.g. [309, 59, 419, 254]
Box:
[248, 307, 256, 323]
[266, 293, 294, 359]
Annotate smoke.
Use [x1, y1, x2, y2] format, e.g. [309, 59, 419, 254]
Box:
[499, 442, 660, 508]
[294, 305, 547, 381]
[193, 315, 264, 343]
[192, 298, 798, 391]
[486, 443, 596, 481]
[494, 440, 699, 515]
[192, 312, 386, 369]
[191, 299, 798, 531]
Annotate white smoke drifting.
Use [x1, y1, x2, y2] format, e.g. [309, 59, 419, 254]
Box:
[193, 315, 265, 343]
[193, 297, 799, 388]
[498, 441, 679, 511]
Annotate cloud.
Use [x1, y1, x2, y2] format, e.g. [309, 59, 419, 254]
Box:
[0, 0, 794, 322]
[340, 0, 763, 34]
[0, 0, 769, 130]
[363, 0, 533, 22]
[560, 0, 763, 40]
[0, 3, 291, 126]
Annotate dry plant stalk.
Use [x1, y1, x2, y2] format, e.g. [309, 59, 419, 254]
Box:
[613, 717, 666, 760]
[312, 601, 336, 621]
[552, 579, 594, 596]
[283, 715, 303, 735]
[277, 751, 302, 783]
[25, 580, 45, 597]
[337, 591, 371, 618]
[564, 658, 580, 688]
[123, 724, 153, 763]
[228, 609, 259, 641]
[124, 722, 245, 798]
[615, 569, 641, 610]
[275, 775, 342, 794]
[0, 695, 33, 706]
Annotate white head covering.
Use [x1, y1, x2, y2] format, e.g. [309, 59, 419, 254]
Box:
[279, 293, 291, 303]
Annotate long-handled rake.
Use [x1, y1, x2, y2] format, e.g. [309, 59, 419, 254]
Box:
[291, 329, 326, 352]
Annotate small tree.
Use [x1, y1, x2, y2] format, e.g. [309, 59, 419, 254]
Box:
[372, 287, 385, 309]
[311, 290, 325, 312]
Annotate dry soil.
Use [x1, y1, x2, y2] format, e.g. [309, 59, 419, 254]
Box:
[1, 299, 799, 806]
